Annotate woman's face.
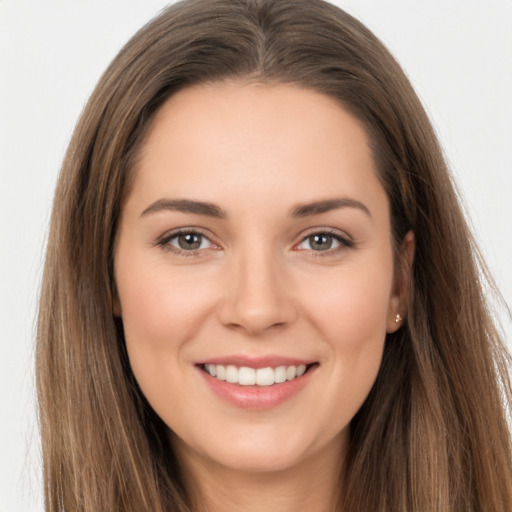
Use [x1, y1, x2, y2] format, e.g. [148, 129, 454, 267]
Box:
[114, 82, 406, 475]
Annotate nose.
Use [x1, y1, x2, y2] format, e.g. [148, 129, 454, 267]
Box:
[217, 245, 298, 336]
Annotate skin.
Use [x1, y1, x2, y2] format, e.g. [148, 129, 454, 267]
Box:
[114, 82, 413, 512]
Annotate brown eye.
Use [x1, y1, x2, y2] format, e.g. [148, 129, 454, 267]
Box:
[296, 231, 353, 254]
[300, 233, 340, 251]
[177, 232, 204, 250]
[160, 230, 215, 254]
[308, 234, 335, 251]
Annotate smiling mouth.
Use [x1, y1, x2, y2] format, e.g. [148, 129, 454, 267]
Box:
[200, 363, 317, 386]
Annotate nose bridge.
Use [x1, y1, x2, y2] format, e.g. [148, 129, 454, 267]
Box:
[218, 235, 296, 334]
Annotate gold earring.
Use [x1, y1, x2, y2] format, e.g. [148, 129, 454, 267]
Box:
[395, 313, 402, 324]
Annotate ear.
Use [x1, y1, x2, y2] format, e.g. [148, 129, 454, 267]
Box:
[386, 230, 415, 333]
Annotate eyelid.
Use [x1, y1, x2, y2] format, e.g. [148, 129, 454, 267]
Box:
[156, 226, 354, 258]
[294, 228, 354, 254]
[157, 227, 220, 256]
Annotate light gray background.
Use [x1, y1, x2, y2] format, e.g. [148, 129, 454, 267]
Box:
[1, 1, 511, 510]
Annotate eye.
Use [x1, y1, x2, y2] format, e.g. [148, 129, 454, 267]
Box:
[296, 231, 353, 254]
[173, 232, 210, 250]
[158, 229, 217, 256]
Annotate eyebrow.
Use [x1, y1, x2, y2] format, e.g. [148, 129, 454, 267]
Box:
[140, 197, 371, 219]
[140, 198, 226, 218]
[289, 198, 372, 219]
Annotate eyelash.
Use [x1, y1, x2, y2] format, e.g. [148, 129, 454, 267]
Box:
[297, 229, 354, 257]
[157, 229, 217, 258]
[157, 228, 354, 258]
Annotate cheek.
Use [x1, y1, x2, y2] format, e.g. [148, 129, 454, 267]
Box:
[114, 251, 215, 401]
[300, 257, 393, 416]
[115, 264, 218, 436]
[305, 258, 393, 345]
[117, 258, 211, 347]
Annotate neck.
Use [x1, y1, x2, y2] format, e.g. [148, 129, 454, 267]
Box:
[175, 435, 345, 512]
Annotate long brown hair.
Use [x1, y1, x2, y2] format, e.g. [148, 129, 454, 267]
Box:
[37, 0, 512, 510]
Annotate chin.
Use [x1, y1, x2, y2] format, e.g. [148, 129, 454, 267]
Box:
[172, 421, 347, 475]
[206, 442, 310, 474]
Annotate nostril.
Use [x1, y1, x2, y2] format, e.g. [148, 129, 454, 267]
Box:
[217, 272, 298, 334]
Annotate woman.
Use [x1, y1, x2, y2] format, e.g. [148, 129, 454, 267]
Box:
[36, 0, 512, 510]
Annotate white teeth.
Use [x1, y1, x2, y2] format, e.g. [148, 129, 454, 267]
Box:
[225, 365, 238, 383]
[296, 364, 307, 377]
[255, 367, 274, 386]
[204, 364, 310, 386]
[274, 366, 287, 384]
[205, 364, 216, 377]
[238, 366, 256, 385]
[286, 366, 296, 381]
[216, 365, 226, 381]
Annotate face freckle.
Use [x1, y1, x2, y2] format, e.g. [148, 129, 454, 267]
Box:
[113, 81, 407, 477]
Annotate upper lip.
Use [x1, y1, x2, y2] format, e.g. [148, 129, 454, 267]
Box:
[196, 355, 316, 369]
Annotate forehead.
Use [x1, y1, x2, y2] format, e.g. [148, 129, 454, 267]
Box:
[126, 81, 387, 221]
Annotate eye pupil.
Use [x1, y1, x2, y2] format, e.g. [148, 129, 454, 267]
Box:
[178, 233, 202, 250]
[310, 234, 332, 251]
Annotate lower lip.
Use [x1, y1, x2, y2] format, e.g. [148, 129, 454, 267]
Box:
[197, 365, 317, 409]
